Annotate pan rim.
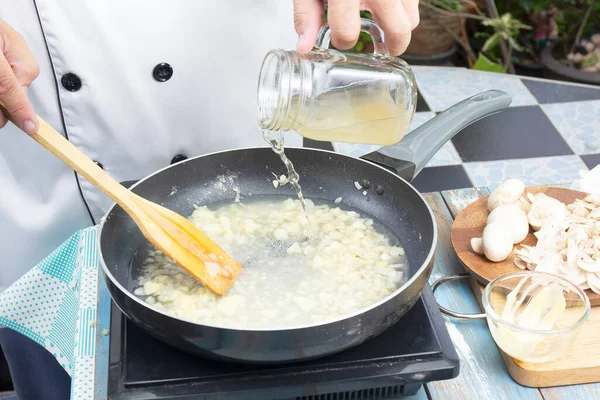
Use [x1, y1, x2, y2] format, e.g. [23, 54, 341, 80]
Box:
[97, 145, 438, 332]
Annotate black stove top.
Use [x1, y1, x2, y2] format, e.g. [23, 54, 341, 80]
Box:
[107, 285, 459, 400]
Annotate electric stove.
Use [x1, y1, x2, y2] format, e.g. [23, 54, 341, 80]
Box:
[107, 285, 459, 400]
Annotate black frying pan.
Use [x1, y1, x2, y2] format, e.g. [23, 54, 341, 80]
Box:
[98, 90, 511, 364]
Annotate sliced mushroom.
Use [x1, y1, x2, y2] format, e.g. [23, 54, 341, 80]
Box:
[518, 196, 532, 214]
[492, 181, 600, 290]
[534, 253, 561, 275]
[588, 207, 600, 220]
[579, 282, 591, 291]
[566, 239, 578, 265]
[565, 268, 588, 286]
[527, 193, 567, 231]
[584, 194, 600, 206]
[577, 252, 600, 273]
[514, 256, 532, 270]
[568, 203, 590, 218]
[587, 272, 600, 294]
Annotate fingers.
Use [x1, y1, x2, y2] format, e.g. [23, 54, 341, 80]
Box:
[327, 0, 361, 50]
[293, 0, 325, 54]
[0, 111, 7, 129]
[0, 20, 38, 134]
[292, 0, 419, 56]
[3, 29, 40, 87]
[402, 0, 420, 30]
[367, 0, 413, 56]
[0, 53, 38, 134]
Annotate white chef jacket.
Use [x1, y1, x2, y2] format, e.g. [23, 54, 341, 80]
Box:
[0, 1, 302, 291]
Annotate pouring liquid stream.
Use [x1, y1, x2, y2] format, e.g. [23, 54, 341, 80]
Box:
[259, 93, 412, 230]
[261, 129, 308, 216]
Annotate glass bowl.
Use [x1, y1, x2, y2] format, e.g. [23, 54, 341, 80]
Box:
[433, 271, 590, 364]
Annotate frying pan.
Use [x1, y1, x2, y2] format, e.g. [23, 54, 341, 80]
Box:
[99, 90, 511, 364]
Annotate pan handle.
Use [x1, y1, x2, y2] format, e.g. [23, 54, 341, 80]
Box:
[431, 273, 487, 320]
[362, 90, 512, 181]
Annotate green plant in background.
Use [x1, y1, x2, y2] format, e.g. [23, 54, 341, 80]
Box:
[326, 1, 598, 74]
[356, 1, 528, 73]
[321, 9, 375, 52]
[499, 0, 600, 44]
[475, 13, 532, 72]
[424, 0, 598, 73]
[353, 11, 374, 52]
[481, 14, 531, 54]
[420, 0, 531, 73]
[496, 0, 600, 69]
[427, 0, 470, 11]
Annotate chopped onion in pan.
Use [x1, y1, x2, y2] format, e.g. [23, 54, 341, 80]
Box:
[134, 198, 407, 329]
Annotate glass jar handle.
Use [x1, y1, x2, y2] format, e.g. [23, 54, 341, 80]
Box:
[314, 18, 389, 56]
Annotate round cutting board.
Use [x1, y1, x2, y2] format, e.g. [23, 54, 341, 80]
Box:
[450, 186, 600, 306]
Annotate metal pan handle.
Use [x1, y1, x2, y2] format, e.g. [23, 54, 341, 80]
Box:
[431, 273, 486, 320]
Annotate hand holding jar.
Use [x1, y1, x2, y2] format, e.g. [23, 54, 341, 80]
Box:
[293, 0, 420, 56]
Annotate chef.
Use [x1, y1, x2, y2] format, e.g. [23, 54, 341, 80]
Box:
[0, 1, 419, 399]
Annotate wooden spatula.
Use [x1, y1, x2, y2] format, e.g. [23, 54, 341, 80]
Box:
[13, 114, 243, 296]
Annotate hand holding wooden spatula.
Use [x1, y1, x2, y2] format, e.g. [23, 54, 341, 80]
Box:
[3, 109, 242, 296]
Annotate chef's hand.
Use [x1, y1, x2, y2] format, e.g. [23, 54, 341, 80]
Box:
[0, 20, 39, 134]
[293, 0, 419, 56]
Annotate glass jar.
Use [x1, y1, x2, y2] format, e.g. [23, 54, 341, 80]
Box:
[257, 19, 417, 146]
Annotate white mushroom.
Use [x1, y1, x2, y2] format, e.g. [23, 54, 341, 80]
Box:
[587, 273, 600, 294]
[514, 254, 535, 270]
[531, 252, 561, 275]
[584, 194, 600, 206]
[527, 193, 567, 231]
[487, 179, 525, 211]
[577, 252, 600, 273]
[487, 204, 529, 244]
[482, 223, 514, 262]
[514, 245, 540, 270]
[471, 237, 484, 255]
[517, 196, 532, 214]
[589, 207, 600, 220]
[567, 202, 590, 219]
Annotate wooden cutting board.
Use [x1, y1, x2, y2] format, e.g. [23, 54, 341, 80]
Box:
[448, 185, 600, 387]
[469, 278, 600, 387]
[450, 185, 600, 307]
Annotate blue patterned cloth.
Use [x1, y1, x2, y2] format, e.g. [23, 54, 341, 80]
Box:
[0, 226, 100, 400]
